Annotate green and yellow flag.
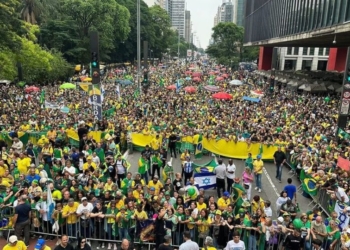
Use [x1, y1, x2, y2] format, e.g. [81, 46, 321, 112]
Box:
[195, 134, 203, 159]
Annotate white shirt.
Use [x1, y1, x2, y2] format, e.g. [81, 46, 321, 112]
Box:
[92, 156, 100, 166]
[62, 166, 76, 180]
[215, 164, 226, 179]
[264, 207, 273, 217]
[336, 188, 349, 203]
[179, 240, 199, 250]
[77, 202, 93, 220]
[225, 240, 245, 250]
[36, 199, 54, 221]
[226, 164, 236, 179]
[116, 160, 125, 174]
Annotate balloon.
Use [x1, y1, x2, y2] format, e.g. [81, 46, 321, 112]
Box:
[325, 96, 330, 102]
[293, 218, 303, 230]
[187, 187, 195, 196]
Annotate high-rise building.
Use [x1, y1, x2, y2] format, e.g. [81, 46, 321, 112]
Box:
[233, 0, 245, 27]
[213, 0, 234, 26]
[144, 0, 160, 7]
[185, 11, 191, 43]
[169, 0, 186, 38]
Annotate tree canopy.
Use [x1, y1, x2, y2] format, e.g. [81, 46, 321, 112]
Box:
[205, 22, 258, 66]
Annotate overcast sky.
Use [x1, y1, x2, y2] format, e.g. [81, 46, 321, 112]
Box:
[186, 0, 222, 49]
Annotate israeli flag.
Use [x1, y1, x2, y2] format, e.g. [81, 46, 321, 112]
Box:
[116, 84, 120, 99]
[46, 186, 55, 223]
[194, 172, 216, 190]
[334, 201, 350, 230]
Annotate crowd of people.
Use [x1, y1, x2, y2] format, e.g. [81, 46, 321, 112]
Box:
[0, 61, 349, 250]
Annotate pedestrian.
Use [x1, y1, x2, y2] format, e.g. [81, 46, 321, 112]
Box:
[120, 239, 134, 250]
[154, 208, 167, 249]
[182, 156, 194, 186]
[179, 231, 199, 250]
[224, 231, 245, 250]
[54, 235, 74, 250]
[273, 146, 286, 183]
[253, 155, 263, 193]
[226, 159, 236, 193]
[13, 195, 31, 247]
[158, 235, 173, 250]
[214, 159, 226, 197]
[284, 178, 297, 202]
[2, 235, 26, 250]
[75, 237, 91, 250]
[168, 133, 177, 158]
[202, 236, 216, 250]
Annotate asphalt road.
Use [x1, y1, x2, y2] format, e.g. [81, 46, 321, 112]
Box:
[124, 151, 313, 216]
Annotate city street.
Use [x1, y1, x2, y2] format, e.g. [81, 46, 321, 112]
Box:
[124, 150, 312, 216]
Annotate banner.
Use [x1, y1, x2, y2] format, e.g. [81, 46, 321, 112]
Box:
[187, 50, 192, 57]
[88, 84, 102, 121]
[334, 202, 350, 230]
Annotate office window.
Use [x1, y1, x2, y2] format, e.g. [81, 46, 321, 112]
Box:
[309, 48, 315, 55]
[287, 47, 292, 55]
[303, 47, 308, 55]
[325, 48, 330, 55]
[293, 47, 299, 55]
[318, 47, 324, 56]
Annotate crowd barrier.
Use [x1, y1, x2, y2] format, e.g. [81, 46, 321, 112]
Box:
[0, 131, 279, 160]
[0, 206, 342, 250]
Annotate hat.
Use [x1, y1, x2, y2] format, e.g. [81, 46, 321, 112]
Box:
[30, 163, 36, 167]
[257, 155, 261, 159]
[215, 210, 222, 215]
[81, 197, 87, 202]
[9, 235, 18, 243]
[150, 187, 155, 191]
[234, 177, 240, 182]
[87, 156, 92, 160]
[165, 191, 170, 196]
[223, 191, 230, 197]
[34, 239, 45, 249]
[277, 217, 284, 223]
[32, 180, 38, 185]
[283, 212, 290, 217]
[153, 175, 159, 179]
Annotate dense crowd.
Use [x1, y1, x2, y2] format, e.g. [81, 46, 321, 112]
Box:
[0, 62, 350, 250]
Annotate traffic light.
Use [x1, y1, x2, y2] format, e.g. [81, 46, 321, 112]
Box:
[143, 72, 148, 83]
[91, 52, 99, 68]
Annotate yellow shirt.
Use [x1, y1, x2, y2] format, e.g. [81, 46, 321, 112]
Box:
[0, 164, 8, 177]
[217, 197, 230, 210]
[134, 210, 148, 220]
[17, 158, 31, 174]
[116, 199, 125, 210]
[104, 182, 114, 192]
[150, 138, 161, 150]
[253, 160, 263, 174]
[62, 202, 79, 224]
[197, 202, 207, 211]
[83, 162, 97, 171]
[47, 130, 57, 140]
[147, 181, 163, 195]
[3, 241, 27, 250]
[133, 190, 142, 200]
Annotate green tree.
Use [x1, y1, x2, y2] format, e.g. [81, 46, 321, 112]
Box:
[206, 22, 258, 66]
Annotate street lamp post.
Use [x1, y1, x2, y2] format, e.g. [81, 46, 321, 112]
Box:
[137, 0, 141, 92]
[177, 30, 180, 59]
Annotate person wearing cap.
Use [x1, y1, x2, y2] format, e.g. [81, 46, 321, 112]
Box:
[3, 235, 26, 250]
[28, 179, 42, 197]
[34, 238, 51, 250]
[280, 199, 297, 220]
[217, 192, 231, 211]
[226, 159, 236, 193]
[147, 175, 163, 195]
[182, 155, 194, 186]
[77, 197, 93, 238]
[83, 155, 97, 172]
[253, 154, 263, 193]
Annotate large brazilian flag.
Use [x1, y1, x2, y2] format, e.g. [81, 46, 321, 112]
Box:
[302, 178, 318, 196]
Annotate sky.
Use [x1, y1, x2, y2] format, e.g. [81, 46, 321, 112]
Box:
[186, 0, 223, 49]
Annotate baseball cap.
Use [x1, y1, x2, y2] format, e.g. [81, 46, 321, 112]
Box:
[9, 235, 18, 243]
[153, 175, 159, 179]
[223, 191, 230, 197]
[34, 239, 45, 250]
[257, 155, 262, 159]
[215, 210, 222, 215]
[150, 187, 155, 191]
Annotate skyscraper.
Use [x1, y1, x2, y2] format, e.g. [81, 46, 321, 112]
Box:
[213, 0, 234, 26]
[169, 0, 186, 38]
[185, 11, 191, 43]
[233, 0, 245, 27]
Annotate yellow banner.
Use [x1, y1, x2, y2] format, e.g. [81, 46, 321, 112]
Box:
[131, 133, 278, 160]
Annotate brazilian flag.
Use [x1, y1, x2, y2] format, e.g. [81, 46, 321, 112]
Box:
[195, 134, 203, 159]
[193, 159, 218, 173]
[338, 128, 350, 139]
[302, 178, 318, 196]
[232, 183, 245, 214]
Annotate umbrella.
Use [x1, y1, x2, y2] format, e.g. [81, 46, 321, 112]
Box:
[209, 71, 215, 75]
[167, 85, 176, 90]
[120, 80, 133, 85]
[184, 86, 196, 93]
[193, 77, 201, 82]
[82, 78, 92, 82]
[192, 72, 202, 77]
[212, 92, 232, 100]
[185, 71, 192, 75]
[229, 80, 243, 86]
[25, 86, 40, 93]
[250, 90, 264, 97]
[216, 77, 224, 81]
[222, 74, 229, 78]
[185, 77, 191, 81]
[204, 85, 220, 92]
[60, 83, 76, 89]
